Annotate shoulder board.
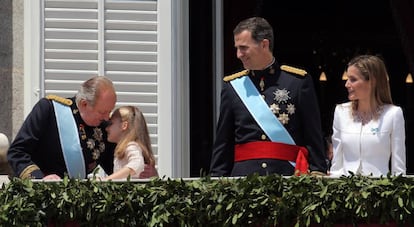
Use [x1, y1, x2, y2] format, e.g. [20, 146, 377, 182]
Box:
[46, 95, 72, 106]
[280, 65, 307, 76]
[223, 70, 249, 82]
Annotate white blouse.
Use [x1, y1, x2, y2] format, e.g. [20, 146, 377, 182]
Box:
[113, 141, 145, 179]
[330, 102, 406, 177]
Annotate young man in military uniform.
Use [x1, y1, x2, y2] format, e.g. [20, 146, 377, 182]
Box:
[210, 17, 327, 177]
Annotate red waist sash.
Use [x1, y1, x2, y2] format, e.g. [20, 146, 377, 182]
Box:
[235, 141, 309, 175]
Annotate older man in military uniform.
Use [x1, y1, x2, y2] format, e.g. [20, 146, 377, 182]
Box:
[7, 76, 117, 179]
[210, 17, 327, 177]
[8, 76, 158, 179]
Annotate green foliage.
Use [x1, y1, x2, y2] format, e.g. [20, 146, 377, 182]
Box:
[0, 174, 413, 226]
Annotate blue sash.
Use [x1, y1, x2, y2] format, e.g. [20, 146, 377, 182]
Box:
[52, 101, 86, 178]
[230, 76, 295, 145]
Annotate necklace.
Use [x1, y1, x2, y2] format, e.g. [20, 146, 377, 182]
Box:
[353, 106, 383, 125]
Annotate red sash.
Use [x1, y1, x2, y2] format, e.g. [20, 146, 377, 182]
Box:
[234, 141, 309, 175]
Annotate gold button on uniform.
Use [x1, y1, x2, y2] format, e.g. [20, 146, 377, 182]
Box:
[261, 134, 267, 140]
[261, 162, 267, 169]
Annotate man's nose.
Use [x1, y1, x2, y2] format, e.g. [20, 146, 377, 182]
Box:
[101, 120, 111, 128]
[236, 49, 243, 58]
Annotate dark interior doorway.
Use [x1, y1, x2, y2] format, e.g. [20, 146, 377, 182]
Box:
[189, 0, 413, 177]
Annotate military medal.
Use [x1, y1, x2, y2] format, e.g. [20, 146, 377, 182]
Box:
[271, 88, 295, 125]
[286, 103, 296, 115]
[273, 89, 290, 103]
[260, 77, 265, 91]
[270, 103, 280, 114]
[278, 113, 290, 125]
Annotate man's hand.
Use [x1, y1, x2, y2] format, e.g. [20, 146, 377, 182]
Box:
[139, 164, 158, 179]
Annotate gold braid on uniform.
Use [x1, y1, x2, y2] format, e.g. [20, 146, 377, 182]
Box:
[20, 164, 40, 179]
[223, 70, 250, 82]
[310, 171, 327, 177]
[280, 65, 307, 76]
[46, 95, 73, 106]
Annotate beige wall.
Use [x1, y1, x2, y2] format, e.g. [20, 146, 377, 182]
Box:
[0, 0, 24, 142]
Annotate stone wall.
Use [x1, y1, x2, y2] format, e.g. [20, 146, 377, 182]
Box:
[0, 0, 24, 142]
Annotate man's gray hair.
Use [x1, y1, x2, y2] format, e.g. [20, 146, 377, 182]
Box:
[75, 76, 114, 107]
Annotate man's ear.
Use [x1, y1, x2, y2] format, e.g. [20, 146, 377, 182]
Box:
[262, 39, 270, 50]
[79, 99, 88, 108]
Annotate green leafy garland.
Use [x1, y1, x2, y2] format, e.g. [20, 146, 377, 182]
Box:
[0, 174, 413, 226]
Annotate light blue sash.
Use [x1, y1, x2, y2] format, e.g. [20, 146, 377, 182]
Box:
[230, 76, 295, 145]
[53, 101, 86, 179]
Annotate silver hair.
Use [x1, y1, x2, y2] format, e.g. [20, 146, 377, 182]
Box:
[75, 76, 114, 107]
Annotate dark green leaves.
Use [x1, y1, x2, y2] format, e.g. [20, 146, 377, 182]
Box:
[0, 174, 413, 226]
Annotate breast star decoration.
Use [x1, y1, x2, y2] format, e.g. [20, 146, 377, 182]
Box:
[273, 88, 290, 103]
[91, 127, 105, 160]
[79, 125, 106, 160]
[270, 103, 280, 114]
[270, 88, 295, 125]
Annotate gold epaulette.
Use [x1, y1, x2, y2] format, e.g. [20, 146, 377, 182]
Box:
[46, 95, 73, 106]
[223, 70, 249, 82]
[280, 65, 307, 77]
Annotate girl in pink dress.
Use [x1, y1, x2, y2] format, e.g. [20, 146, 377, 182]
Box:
[105, 106, 156, 180]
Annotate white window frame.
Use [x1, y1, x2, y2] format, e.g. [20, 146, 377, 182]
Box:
[23, 0, 190, 178]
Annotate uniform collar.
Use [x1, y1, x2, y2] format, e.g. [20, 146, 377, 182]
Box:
[251, 58, 279, 77]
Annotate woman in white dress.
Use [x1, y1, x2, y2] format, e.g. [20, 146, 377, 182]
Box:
[330, 55, 406, 177]
[105, 106, 156, 180]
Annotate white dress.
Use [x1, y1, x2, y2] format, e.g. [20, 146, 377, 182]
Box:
[113, 141, 145, 179]
[330, 102, 406, 177]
